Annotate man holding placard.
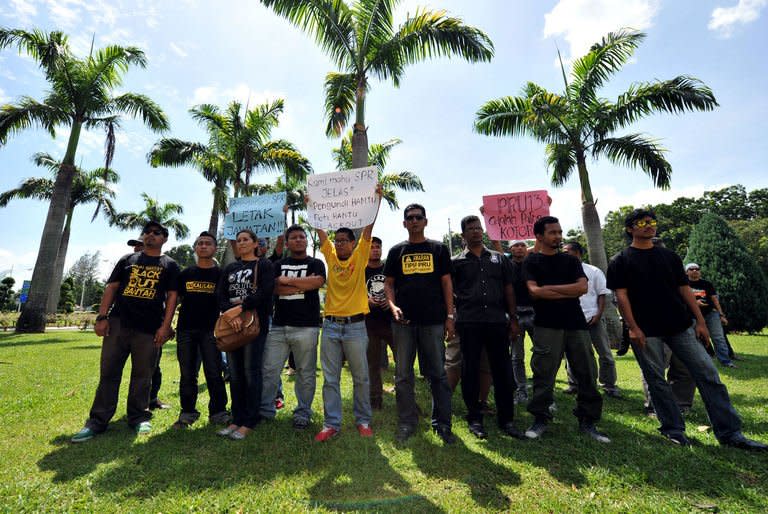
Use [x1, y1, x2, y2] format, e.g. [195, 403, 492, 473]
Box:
[306, 176, 383, 442]
[384, 204, 456, 445]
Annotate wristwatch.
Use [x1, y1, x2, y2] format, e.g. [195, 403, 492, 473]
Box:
[96, 314, 109, 322]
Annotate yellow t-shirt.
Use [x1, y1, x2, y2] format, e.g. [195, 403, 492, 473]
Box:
[321, 236, 372, 316]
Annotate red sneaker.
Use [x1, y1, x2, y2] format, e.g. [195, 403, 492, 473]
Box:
[275, 397, 284, 410]
[314, 426, 339, 442]
[357, 424, 374, 437]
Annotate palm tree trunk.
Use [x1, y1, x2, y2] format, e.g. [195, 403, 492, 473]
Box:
[16, 123, 82, 332]
[46, 208, 74, 314]
[208, 203, 218, 235]
[576, 157, 608, 272]
[351, 84, 368, 169]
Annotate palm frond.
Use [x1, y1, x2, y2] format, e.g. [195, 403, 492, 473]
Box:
[109, 93, 169, 131]
[545, 143, 577, 187]
[324, 71, 357, 137]
[368, 137, 401, 168]
[259, 0, 356, 68]
[355, 0, 396, 60]
[0, 177, 54, 206]
[31, 152, 61, 173]
[592, 134, 672, 189]
[474, 96, 535, 139]
[147, 138, 208, 167]
[369, 8, 494, 85]
[0, 97, 69, 142]
[0, 28, 71, 77]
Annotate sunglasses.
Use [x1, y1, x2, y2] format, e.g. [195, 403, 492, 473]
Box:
[334, 239, 352, 245]
[405, 215, 425, 221]
[143, 229, 164, 236]
[634, 219, 657, 228]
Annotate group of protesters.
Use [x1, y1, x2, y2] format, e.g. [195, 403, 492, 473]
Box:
[70, 185, 767, 452]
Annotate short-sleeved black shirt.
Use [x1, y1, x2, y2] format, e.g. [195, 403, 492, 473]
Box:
[108, 252, 180, 334]
[522, 252, 587, 330]
[383, 239, 451, 325]
[510, 258, 533, 308]
[688, 279, 717, 317]
[176, 265, 221, 331]
[272, 256, 326, 327]
[607, 246, 691, 337]
[365, 263, 392, 322]
[452, 247, 513, 324]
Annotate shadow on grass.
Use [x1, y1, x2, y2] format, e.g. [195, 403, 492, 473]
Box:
[0, 336, 95, 348]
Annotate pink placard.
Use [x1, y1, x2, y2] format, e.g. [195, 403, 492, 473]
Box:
[482, 190, 550, 240]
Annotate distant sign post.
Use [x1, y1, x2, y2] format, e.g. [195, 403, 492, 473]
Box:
[482, 190, 550, 240]
[19, 279, 31, 304]
[222, 192, 287, 240]
[306, 167, 380, 230]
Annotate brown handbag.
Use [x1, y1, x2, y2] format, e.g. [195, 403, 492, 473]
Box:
[215, 260, 261, 352]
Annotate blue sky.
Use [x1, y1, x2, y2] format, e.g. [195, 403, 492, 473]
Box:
[1, 0, 766, 281]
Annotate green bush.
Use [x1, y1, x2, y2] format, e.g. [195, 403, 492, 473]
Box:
[685, 213, 768, 332]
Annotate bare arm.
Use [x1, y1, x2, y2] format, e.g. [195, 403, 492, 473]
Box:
[588, 294, 606, 325]
[504, 282, 520, 339]
[361, 183, 384, 241]
[614, 288, 646, 349]
[94, 282, 119, 337]
[154, 290, 178, 346]
[527, 278, 587, 300]
[384, 276, 406, 323]
[440, 273, 456, 340]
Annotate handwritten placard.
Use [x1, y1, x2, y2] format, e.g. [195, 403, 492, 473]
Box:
[482, 190, 550, 240]
[306, 167, 380, 229]
[223, 192, 286, 239]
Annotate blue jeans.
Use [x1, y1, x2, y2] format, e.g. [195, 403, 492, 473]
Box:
[228, 327, 268, 429]
[632, 324, 742, 442]
[392, 322, 452, 429]
[260, 325, 320, 422]
[704, 311, 732, 365]
[320, 319, 371, 430]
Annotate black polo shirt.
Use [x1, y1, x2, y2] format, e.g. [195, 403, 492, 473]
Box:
[452, 246, 514, 324]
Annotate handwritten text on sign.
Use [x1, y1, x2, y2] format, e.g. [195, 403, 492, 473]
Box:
[482, 190, 550, 240]
[306, 167, 379, 229]
[223, 192, 286, 239]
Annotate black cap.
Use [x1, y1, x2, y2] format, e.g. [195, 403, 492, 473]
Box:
[142, 220, 169, 237]
[127, 238, 144, 247]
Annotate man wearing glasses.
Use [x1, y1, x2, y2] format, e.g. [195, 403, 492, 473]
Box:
[72, 221, 180, 442]
[608, 209, 766, 450]
[312, 185, 382, 442]
[384, 204, 456, 444]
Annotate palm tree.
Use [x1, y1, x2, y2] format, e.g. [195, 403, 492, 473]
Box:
[149, 100, 311, 235]
[474, 29, 718, 271]
[111, 193, 189, 240]
[0, 153, 118, 313]
[0, 28, 168, 332]
[333, 131, 423, 209]
[260, 0, 494, 168]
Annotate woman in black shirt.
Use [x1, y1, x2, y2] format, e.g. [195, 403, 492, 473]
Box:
[216, 229, 274, 440]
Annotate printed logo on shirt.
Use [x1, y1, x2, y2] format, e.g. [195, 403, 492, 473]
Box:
[280, 263, 309, 300]
[490, 254, 500, 264]
[691, 287, 709, 305]
[123, 264, 163, 299]
[186, 280, 215, 294]
[331, 263, 354, 278]
[402, 253, 434, 275]
[367, 273, 386, 301]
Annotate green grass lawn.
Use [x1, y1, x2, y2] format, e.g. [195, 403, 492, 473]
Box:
[1, 331, 766, 513]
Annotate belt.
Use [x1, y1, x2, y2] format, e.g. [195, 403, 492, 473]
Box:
[324, 314, 365, 324]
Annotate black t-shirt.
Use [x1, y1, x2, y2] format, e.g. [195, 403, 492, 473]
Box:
[365, 263, 392, 322]
[510, 258, 533, 308]
[607, 246, 691, 337]
[217, 259, 275, 323]
[383, 239, 451, 325]
[688, 279, 717, 317]
[272, 256, 326, 327]
[452, 248, 514, 324]
[522, 252, 587, 330]
[108, 252, 180, 334]
[176, 265, 221, 331]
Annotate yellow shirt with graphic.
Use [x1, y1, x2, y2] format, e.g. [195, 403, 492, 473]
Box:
[321, 236, 372, 317]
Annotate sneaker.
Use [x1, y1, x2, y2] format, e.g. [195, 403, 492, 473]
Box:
[357, 423, 374, 437]
[479, 401, 495, 415]
[172, 420, 191, 429]
[275, 397, 285, 410]
[644, 406, 657, 418]
[71, 427, 97, 443]
[578, 421, 611, 443]
[468, 422, 487, 439]
[135, 421, 152, 435]
[314, 426, 339, 442]
[563, 386, 577, 395]
[723, 362, 738, 369]
[433, 425, 456, 445]
[548, 402, 557, 414]
[513, 390, 528, 405]
[209, 411, 231, 425]
[216, 425, 237, 437]
[525, 420, 548, 439]
[663, 432, 691, 446]
[395, 425, 415, 443]
[604, 388, 622, 399]
[293, 418, 310, 430]
[149, 399, 171, 410]
[500, 422, 526, 439]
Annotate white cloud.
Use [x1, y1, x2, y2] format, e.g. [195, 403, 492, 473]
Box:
[543, 0, 660, 60]
[0, 87, 8, 103]
[169, 42, 188, 58]
[708, 0, 767, 37]
[0, 248, 37, 283]
[191, 83, 288, 108]
[3, 0, 37, 24]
